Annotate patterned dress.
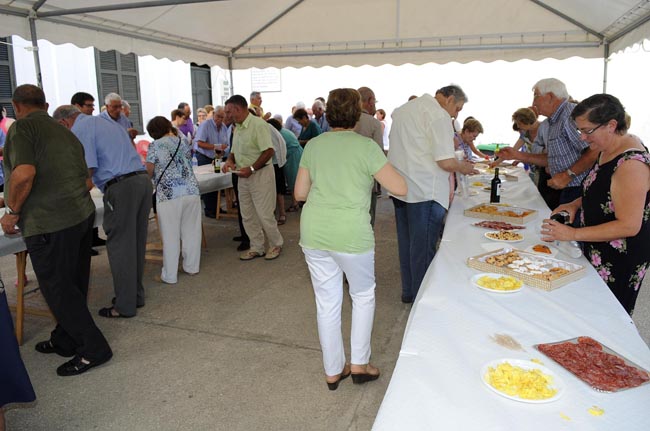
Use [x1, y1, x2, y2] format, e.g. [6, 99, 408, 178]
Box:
[580, 150, 650, 314]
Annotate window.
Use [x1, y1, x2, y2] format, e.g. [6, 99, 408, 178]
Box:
[191, 63, 212, 122]
[95, 49, 143, 131]
[0, 37, 17, 118]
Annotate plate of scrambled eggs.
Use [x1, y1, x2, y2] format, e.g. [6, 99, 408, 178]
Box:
[481, 359, 564, 403]
[471, 273, 524, 293]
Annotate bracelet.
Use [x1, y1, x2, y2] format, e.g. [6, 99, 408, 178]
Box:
[6, 206, 20, 216]
[250, 165, 256, 174]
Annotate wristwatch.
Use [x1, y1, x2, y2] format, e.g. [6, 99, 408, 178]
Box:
[6, 205, 20, 216]
[566, 168, 578, 180]
[249, 165, 256, 174]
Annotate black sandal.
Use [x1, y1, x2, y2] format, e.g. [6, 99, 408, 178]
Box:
[98, 306, 133, 318]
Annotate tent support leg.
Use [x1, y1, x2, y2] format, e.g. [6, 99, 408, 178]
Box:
[602, 42, 609, 93]
[28, 10, 43, 88]
[228, 56, 234, 96]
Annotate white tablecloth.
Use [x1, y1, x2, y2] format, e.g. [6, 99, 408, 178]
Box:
[373, 169, 650, 430]
[0, 166, 233, 257]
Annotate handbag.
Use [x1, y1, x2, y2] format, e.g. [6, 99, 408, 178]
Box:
[152, 137, 182, 214]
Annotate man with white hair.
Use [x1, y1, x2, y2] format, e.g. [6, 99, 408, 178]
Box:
[311, 100, 330, 132]
[54, 104, 151, 319]
[389, 85, 477, 303]
[499, 78, 598, 207]
[100, 93, 138, 139]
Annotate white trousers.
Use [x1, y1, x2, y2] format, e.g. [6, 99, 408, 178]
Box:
[302, 247, 376, 376]
[157, 194, 202, 283]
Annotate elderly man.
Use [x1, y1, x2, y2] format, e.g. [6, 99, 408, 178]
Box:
[223, 95, 283, 260]
[194, 106, 231, 218]
[101, 93, 138, 139]
[1, 85, 112, 376]
[53, 105, 151, 319]
[354, 87, 384, 226]
[311, 99, 330, 132]
[71, 92, 96, 115]
[250, 91, 272, 120]
[388, 85, 477, 303]
[498, 78, 597, 208]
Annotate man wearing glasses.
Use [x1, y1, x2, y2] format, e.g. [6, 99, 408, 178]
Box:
[499, 78, 598, 208]
[71, 92, 96, 115]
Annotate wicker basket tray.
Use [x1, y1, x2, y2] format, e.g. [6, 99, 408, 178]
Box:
[467, 248, 585, 291]
[464, 203, 537, 224]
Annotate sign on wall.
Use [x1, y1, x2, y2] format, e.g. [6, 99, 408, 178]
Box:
[250, 68, 281, 93]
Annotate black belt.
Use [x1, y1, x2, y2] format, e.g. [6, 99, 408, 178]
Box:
[105, 171, 147, 190]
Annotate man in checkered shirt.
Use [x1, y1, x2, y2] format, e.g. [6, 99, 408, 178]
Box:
[499, 78, 598, 209]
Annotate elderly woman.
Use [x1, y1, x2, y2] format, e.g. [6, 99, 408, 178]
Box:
[146, 116, 202, 284]
[455, 118, 487, 160]
[294, 108, 322, 147]
[295, 88, 407, 390]
[541, 94, 650, 314]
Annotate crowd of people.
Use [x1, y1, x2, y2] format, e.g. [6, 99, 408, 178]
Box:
[1, 76, 649, 423]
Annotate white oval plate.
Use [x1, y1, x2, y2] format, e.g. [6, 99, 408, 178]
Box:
[484, 231, 524, 243]
[525, 244, 558, 257]
[471, 273, 523, 293]
[481, 359, 564, 403]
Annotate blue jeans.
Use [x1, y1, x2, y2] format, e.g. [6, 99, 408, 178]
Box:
[392, 198, 447, 302]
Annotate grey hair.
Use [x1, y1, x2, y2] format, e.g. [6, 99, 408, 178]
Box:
[533, 78, 569, 99]
[52, 104, 80, 120]
[214, 105, 225, 113]
[295, 101, 305, 109]
[436, 84, 468, 103]
[104, 92, 122, 105]
[121, 100, 131, 109]
[250, 91, 261, 99]
[196, 108, 207, 115]
[312, 100, 325, 110]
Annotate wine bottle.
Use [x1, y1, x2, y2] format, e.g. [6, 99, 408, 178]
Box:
[490, 168, 501, 203]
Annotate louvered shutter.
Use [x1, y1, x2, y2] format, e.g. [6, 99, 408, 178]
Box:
[0, 37, 17, 118]
[95, 49, 143, 132]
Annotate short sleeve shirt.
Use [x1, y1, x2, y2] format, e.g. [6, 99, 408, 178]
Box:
[194, 119, 231, 159]
[72, 114, 144, 191]
[546, 100, 590, 186]
[298, 121, 322, 143]
[299, 131, 387, 254]
[387, 94, 456, 208]
[3, 111, 95, 237]
[231, 114, 273, 169]
[146, 135, 199, 202]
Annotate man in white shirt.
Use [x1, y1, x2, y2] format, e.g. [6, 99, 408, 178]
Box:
[388, 85, 476, 303]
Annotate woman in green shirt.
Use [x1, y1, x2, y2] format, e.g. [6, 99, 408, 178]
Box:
[295, 88, 407, 390]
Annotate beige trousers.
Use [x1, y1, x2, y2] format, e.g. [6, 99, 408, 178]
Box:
[238, 164, 284, 253]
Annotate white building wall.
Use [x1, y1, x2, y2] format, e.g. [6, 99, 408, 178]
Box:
[11, 35, 98, 113]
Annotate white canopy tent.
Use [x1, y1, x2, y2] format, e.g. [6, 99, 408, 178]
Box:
[1, 0, 650, 77]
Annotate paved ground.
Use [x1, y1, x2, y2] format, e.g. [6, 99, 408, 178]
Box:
[2, 196, 649, 430]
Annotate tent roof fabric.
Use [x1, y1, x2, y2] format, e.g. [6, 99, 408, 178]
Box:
[1, 0, 649, 69]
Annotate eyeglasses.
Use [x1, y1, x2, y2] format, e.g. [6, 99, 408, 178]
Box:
[577, 123, 605, 135]
[83, 103, 95, 108]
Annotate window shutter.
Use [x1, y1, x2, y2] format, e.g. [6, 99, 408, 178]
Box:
[0, 37, 17, 118]
[190, 63, 212, 123]
[95, 49, 143, 132]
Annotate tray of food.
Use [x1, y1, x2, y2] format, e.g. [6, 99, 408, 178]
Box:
[472, 220, 525, 231]
[464, 203, 537, 224]
[481, 359, 564, 403]
[471, 273, 523, 293]
[484, 230, 524, 242]
[467, 248, 585, 291]
[535, 336, 650, 392]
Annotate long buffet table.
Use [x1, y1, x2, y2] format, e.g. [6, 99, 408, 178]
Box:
[373, 167, 650, 430]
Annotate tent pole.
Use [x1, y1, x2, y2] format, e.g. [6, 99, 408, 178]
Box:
[228, 56, 234, 97]
[28, 11, 43, 88]
[603, 42, 609, 93]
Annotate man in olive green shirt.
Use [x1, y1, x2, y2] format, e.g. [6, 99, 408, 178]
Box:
[0, 84, 112, 376]
[223, 95, 283, 261]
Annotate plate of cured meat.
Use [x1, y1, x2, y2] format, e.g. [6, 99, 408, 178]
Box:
[535, 336, 650, 392]
[473, 220, 525, 231]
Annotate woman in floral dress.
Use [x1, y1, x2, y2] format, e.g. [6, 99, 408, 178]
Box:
[541, 94, 650, 314]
